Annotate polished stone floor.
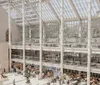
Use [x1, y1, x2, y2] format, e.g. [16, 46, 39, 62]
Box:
[1, 73, 88, 85]
[1, 73, 50, 85]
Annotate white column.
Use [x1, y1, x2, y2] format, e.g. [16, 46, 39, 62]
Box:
[22, 0, 25, 75]
[43, 26, 45, 43]
[39, 0, 42, 76]
[29, 28, 32, 43]
[79, 21, 82, 43]
[87, 0, 92, 85]
[79, 21, 82, 38]
[60, 0, 64, 76]
[8, 0, 12, 71]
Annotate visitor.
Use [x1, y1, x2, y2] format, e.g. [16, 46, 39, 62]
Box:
[0, 73, 3, 85]
[13, 79, 16, 85]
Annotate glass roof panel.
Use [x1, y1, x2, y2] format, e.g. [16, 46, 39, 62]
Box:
[73, 0, 99, 18]
[73, 0, 88, 17]
[64, 0, 76, 18]
[91, 0, 99, 16]
[50, 0, 61, 18]
[50, 0, 76, 19]
[41, 2, 57, 21]
[0, 0, 100, 25]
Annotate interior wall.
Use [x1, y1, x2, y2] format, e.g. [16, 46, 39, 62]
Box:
[0, 42, 8, 72]
[0, 7, 20, 43]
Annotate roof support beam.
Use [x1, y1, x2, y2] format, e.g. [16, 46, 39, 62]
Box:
[29, 0, 61, 24]
[68, 0, 81, 20]
[26, 0, 46, 42]
[25, 0, 39, 17]
[68, 0, 82, 42]
[11, 1, 33, 28]
[47, 2, 61, 24]
[17, 16, 100, 26]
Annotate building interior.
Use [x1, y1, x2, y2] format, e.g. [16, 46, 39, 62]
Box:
[0, 0, 100, 85]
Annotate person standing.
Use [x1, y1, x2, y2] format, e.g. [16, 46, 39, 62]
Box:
[13, 79, 16, 85]
[0, 73, 3, 85]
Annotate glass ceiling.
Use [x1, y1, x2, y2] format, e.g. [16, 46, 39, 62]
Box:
[0, 0, 100, 25]
[73, 0, 99, 17]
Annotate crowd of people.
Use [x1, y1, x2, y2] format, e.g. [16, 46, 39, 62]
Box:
[11, 64, 100, 85]
[45, 72, 100, 85]
[0, 63, 99, 85]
